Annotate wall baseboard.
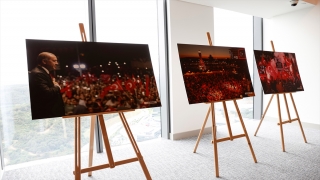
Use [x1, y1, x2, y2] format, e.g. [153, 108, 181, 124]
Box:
[170, 127, 212, 140]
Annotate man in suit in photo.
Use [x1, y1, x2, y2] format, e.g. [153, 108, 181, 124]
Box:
[28, 52, 65, 120]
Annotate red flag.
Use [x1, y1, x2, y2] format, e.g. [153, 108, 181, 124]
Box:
[114, 77, 124, 90]
[60, 86, 68, 93]
[66, 89, 72, 98]
[100, 91, 106, 99]
[100, 85, 110, 98]
[105, 77, 123, 91]
[111, 82, 123, 90]
[60, 83, 73, 98]
[125, 79, 136, 91]
[132, 74, 137, 83]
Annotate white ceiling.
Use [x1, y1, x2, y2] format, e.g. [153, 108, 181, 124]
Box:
[178, 0, 318, 18]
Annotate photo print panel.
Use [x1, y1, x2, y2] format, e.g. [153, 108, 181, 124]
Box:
[26, 39, 161, 120]
[177, 44, 254, 104]
[254, 50, 304, 94]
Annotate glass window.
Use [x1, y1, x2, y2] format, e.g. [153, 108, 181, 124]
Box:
[213, 8, 254, 124]
[95, 0, 161, 146]
[0, 0, 90, 166]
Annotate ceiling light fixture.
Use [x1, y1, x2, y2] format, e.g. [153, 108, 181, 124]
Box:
[290, 0, 299, 6]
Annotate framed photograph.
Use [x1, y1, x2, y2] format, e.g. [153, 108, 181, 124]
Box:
[177, 44, 254, 104]
[26, 39, 161, 120]
[254, 50, 304, 94]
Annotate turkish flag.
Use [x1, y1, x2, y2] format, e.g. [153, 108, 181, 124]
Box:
[114, 77, 124, 90]
[125, 79, 136, 91]
[110, 81, 123, 91]
[132, 74, 137, 83]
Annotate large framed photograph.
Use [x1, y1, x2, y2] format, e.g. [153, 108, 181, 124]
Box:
[26, 39, 161, 120]
[177, 44, 254, 104]
[254, 50, 304, 94]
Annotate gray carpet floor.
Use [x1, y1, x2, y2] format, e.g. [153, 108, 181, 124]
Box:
[2, 120, 320, 180]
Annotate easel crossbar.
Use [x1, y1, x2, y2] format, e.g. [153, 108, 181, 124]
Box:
[277, 118, 299, 125]
[73, 157, 139, 174]
[214, 134, 246, 143]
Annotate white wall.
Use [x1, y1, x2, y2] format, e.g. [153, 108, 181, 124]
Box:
[263, 2, 320, 125]
[168, 0, 214, 139]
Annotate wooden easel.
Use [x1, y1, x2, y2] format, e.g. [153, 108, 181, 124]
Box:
[70, 23, 152, 180]
[193, 32, 257, 177]
[254, 41, 307, 152]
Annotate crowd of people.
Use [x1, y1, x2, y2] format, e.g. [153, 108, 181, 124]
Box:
[56, 71, 161, 116]
[183, 72, 254, 104]
[255, 51, 304, 94]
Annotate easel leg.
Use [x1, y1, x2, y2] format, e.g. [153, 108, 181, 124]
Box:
[222, 101, 233, 140]
[74, 117, 81, 180]
[233, 100, 257, 163]
[277, 94, 285, 152]
[118, 112, 152, 180]
[283, 94, 292, 123]
[88, 116, 95, 176]
[254, 94, 274, 136]
[193, 106, 211, 153]
[210, 103, 219, 177]
[98, 115, 115, 168]
[290, 93, 307, 143]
